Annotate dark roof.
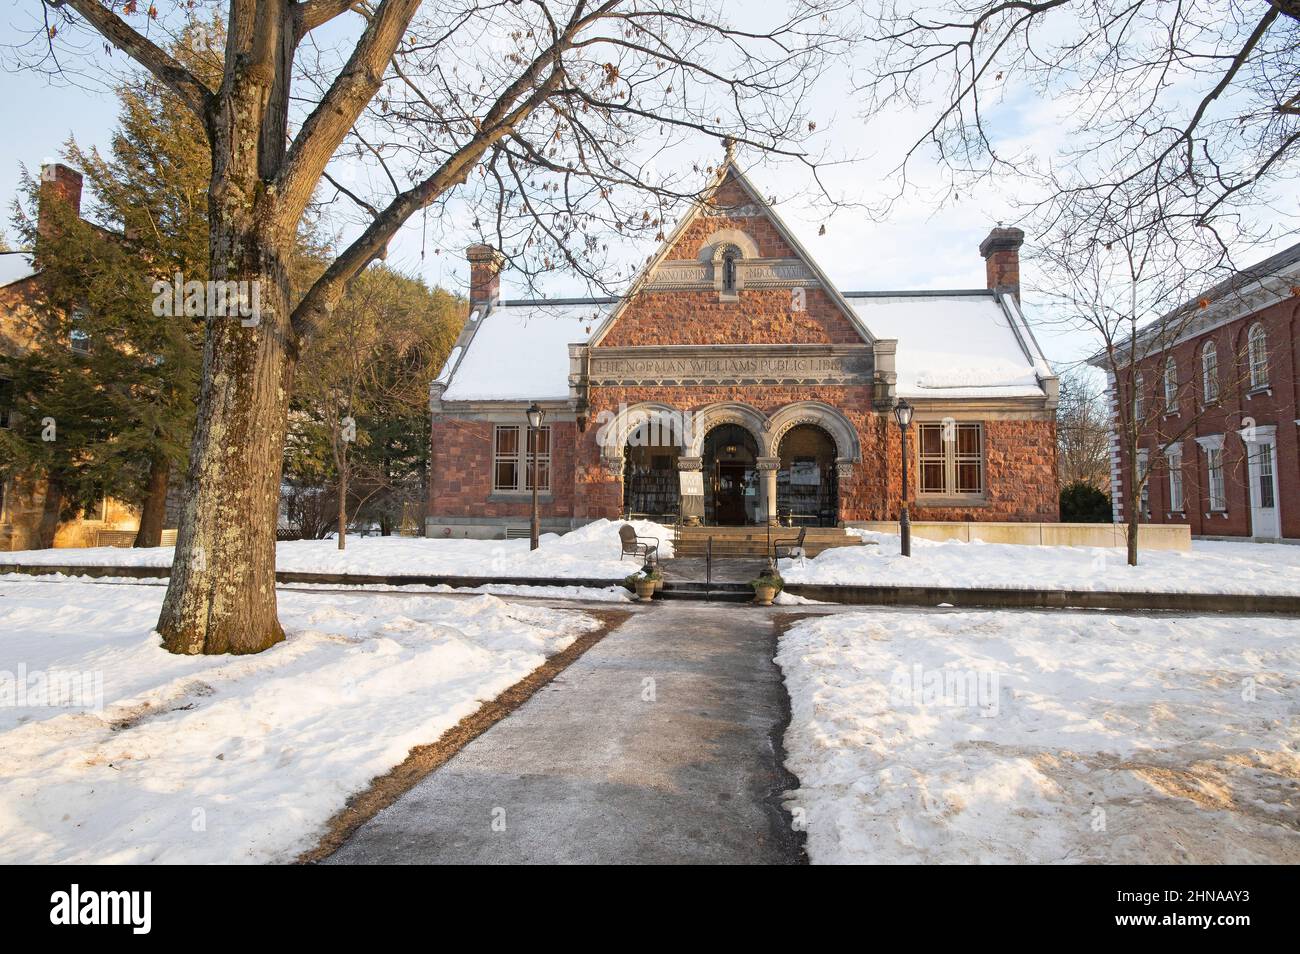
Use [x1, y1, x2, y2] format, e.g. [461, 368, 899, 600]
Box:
[1087, 240, 1300, 367]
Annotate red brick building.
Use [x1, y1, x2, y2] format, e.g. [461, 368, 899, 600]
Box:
[1092, 243, 1300, 540]
[428, 161, 1059, 537]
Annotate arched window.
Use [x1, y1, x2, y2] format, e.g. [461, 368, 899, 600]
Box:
[1162, 356, 1178, 412]
[1201, 340, 1219, 404]
[1248, 322, 1269, 389]
[721, 246, 739, 293]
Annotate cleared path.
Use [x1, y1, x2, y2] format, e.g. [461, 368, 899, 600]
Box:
[323, 603, 804, 865]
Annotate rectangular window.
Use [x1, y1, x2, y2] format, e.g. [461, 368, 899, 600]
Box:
[1167, 452, 1183, 512]
[1137, 449, 1150, 517]
[917, 422, 984, 496]
[493, 425, 520, 491]
[524, 425, 551, 492]
[1206, 448, 1226, 511]
[1257, 444, 1275, 509]
[493, 424, 551, 492]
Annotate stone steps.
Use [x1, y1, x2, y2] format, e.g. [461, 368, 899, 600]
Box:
[670, 526, 864, 559]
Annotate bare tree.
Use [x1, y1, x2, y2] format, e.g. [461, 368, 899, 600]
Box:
[17, 0, 854, 653]
[856, 0, 1300, 258]
[1037, 194, 1260, 565]
[1055, 366, 1109, 488]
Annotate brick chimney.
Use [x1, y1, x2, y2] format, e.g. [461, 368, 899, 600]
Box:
[466, 244, 505, 307]
[979, 226, 1024, 302]
[38, 163, 84, 238]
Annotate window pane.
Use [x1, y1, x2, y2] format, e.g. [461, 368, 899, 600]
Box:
[956, 462, 982, 493]
[920, 425, 942, 456]
[525, 460, 551, 491]
[494, 460, 518, 491]
[956, 424, 981, 456]
[1258, 446, 1275, 507]
[495, 425, 519, 456]
[921, 462, 946, 493]
[527, 426, 550, 455]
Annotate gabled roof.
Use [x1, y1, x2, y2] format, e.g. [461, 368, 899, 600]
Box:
[435, 288, 1053, 405]
[1086, 240, 1300, 368]
[433, 159, 1054, 406]
[587, 160, 877, 347]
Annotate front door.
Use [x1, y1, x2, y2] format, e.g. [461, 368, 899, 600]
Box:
[1247, 440, 1280, 539]
[715, 462, 749, 525]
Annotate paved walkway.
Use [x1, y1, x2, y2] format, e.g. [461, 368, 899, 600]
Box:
[323, 603, 804, 865]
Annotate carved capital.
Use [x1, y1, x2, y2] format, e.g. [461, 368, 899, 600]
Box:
[676, 456, 703, 472]
[755, 457, 781, 473]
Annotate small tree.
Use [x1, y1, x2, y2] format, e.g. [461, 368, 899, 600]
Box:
[1038, 195, 1258, 565]
[1055, 367, 1110, 490]
[286, 265, 461, 549]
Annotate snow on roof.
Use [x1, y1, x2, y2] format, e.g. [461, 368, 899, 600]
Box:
[440, 299, 615, 401]
[844, 292, 1046, 399]
[0, 252, 35, 289]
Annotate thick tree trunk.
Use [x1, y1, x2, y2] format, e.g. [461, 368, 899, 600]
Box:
[1126, 510, 1139, 567]
[133, 455, 170, 548]
[156, 250, 296, 655]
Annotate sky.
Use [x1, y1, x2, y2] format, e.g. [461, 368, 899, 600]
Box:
[1, 0, 1294, 377]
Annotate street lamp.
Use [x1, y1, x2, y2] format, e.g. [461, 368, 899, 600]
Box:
[526, 402, 544, 550]
[893, 398, 913, 558]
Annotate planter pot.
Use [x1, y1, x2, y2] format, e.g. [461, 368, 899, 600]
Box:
[753, 584, 776, 606]
[635, 580, 656, 602]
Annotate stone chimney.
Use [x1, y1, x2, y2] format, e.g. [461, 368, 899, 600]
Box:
[466, 244, 505, 308]
[38, 163, 84, 238]
[979, 226, 1024, 302]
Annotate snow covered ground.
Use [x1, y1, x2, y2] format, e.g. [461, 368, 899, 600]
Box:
[0, 518, 672, 581]
[0, 578, 600, 863]
[783, 532, 1300, 596]
[778, 609, 1300, 864]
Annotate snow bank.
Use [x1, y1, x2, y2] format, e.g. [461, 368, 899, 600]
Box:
[778, 609, 1300, 864]
[0, 579, 600, 863]
[783, 532, 1300, 596]
[0, 518, 674, 580]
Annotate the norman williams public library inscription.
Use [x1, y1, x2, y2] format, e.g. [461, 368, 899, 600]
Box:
[586, 345, 872, 386]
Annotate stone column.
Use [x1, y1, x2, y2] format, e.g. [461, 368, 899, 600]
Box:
[756, 457, 780, 526]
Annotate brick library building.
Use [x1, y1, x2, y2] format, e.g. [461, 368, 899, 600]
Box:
[427, 159, 1060, 538]
[1093, 243, 1300, 541]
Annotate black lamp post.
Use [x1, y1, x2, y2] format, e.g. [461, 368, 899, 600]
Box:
[527, 401, 544, 550]
[893, 399, 913, 558]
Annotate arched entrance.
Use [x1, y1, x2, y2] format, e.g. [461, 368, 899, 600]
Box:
[703, 423, 760, 525]
[622, 417, 682, 520]
[776, 423, 839, 526]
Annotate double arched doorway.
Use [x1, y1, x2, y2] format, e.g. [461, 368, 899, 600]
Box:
[612, 401, 856, 526]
